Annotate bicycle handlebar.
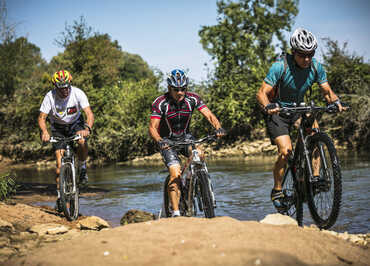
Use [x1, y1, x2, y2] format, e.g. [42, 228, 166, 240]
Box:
[167, 135, 216, 147]
[279, 102, 350, 115]
[49, 134, 82, 143]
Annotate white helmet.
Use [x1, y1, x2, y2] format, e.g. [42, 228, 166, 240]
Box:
[290, 28, 318, 52]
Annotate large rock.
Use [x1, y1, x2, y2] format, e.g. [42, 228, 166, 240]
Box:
[0, 218, 15, 232]
[120, 209, 156, 225]
[259, 213, 298, 226]
[29, 223, 70, 236]
[77, 216, 110, 231]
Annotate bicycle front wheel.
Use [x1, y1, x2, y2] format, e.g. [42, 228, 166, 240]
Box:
[197, 170, 215, 218]
[60, 163, 79, 221]
[282, 166, 303, 226]
[306, 133, 342, 229]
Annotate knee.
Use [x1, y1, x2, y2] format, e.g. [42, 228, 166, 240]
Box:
[168, 176, 181, 191]
[278, 147, 292, 162]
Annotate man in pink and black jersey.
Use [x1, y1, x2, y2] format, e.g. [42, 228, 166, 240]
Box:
[149, 69, 225, 217]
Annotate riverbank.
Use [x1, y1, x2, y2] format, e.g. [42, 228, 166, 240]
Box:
[0, 200, 369, 266]
[1, 136, 352, 170]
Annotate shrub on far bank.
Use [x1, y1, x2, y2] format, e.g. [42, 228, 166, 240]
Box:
[0, 172, 17, 201]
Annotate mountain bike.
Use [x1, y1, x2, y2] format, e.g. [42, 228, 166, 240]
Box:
[160, 135, 217, 218]
[50, 135, 81, 221]
[279, 102, 347, 229]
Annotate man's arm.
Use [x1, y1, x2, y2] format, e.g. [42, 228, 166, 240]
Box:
[83, 106, 94, 129]
[149, 118, 162, 143]
[79, 106, 94, 137]
[256, 81, 279, 114]
[319, 82, 343, 111]
[199, 107, 221, 130]
[38, 112, 50, 142]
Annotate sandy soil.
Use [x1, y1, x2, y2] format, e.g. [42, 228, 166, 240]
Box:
[4, 215, 370, 266]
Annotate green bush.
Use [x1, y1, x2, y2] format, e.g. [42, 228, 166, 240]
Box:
[0, 172, 17, 201]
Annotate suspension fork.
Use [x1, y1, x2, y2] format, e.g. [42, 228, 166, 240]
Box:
[299, 128, 315, 183]
[317, 141, 330, 180]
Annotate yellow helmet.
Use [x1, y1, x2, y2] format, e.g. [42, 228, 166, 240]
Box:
[51, 70, 73, 88]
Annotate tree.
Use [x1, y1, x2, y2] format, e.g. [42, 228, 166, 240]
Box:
[321, 38, 370, 96]
[317, 38, 370, 150]
[51, 16, 155, 90]
[198, 0, 298, 138]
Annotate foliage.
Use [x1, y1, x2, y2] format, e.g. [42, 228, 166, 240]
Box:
[87, 79, 159, 162]
[321, 38, 370, 96]
[0, 37, 46, 99]
[51, 16, 155, 90]
[309, 39, 370, 150]
[198, 0, 299, 138]
[0, 172, 17, 201]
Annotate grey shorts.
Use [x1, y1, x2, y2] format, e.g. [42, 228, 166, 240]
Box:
[160, 134, 194, 167]
[265, 113, 300, 145]
[51, 116, 86, 150]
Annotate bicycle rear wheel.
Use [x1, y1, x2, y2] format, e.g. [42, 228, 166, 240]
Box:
[306, 133, 342, 229]
[197, 170, 215, 218]
[163, 175, 187, 217]
[60, 163, 79, 221]
[282, 167, 303, 226]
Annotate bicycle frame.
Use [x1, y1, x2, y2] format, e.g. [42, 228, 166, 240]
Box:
[280, 102, 345, 228]
[182, 142, 215, 215]
[50, 135, 81, 194]
[161, 135, 216, 218]
[290, 109, 331, 187]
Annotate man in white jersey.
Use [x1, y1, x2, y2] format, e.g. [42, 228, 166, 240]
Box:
[38, 70, 94, 212]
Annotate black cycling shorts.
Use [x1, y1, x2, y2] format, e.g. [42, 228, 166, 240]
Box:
[265, 113, 299, 145]
[51, 116, 86, 150]
[160, 134, 194, 167]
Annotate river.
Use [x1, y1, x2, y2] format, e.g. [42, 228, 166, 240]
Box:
[13, 152, 370, 234]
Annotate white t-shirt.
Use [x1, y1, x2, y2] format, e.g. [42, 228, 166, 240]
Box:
[40, 86, 90, 125]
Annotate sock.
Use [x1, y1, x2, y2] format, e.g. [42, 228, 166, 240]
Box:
[173, 210, 180, 216]
[57, 190, 60, 198]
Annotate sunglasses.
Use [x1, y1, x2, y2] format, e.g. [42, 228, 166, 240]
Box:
[171, 87, 187, 92]
[296, 50, 315, 59]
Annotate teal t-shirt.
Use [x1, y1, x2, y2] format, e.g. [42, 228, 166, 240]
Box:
[264, 54, 327, 106]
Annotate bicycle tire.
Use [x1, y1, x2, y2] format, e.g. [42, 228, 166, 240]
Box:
[59, 163, 79, 221]
[282, 167, 303, 226]
[197, 171, 215, 218]
[163, 175, 187, 217]
[306, 132, 342, 229]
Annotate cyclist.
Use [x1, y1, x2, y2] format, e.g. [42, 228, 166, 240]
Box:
[38, 70, 94, 211]
[149, 69, 226, 217]
[256, 28, 344, 212]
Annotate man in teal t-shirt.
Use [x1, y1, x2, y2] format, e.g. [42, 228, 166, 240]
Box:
[256, 28, 344, 212]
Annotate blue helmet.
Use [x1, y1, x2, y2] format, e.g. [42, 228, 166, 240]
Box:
[167, 69, 189, 88]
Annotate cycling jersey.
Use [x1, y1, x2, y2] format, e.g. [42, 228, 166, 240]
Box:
[40, 86, 90, 125]
[264, 54, 327, 106]
[150, 92, 207, 138]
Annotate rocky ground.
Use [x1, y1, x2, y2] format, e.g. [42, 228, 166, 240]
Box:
[0, 200, 369, 266]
